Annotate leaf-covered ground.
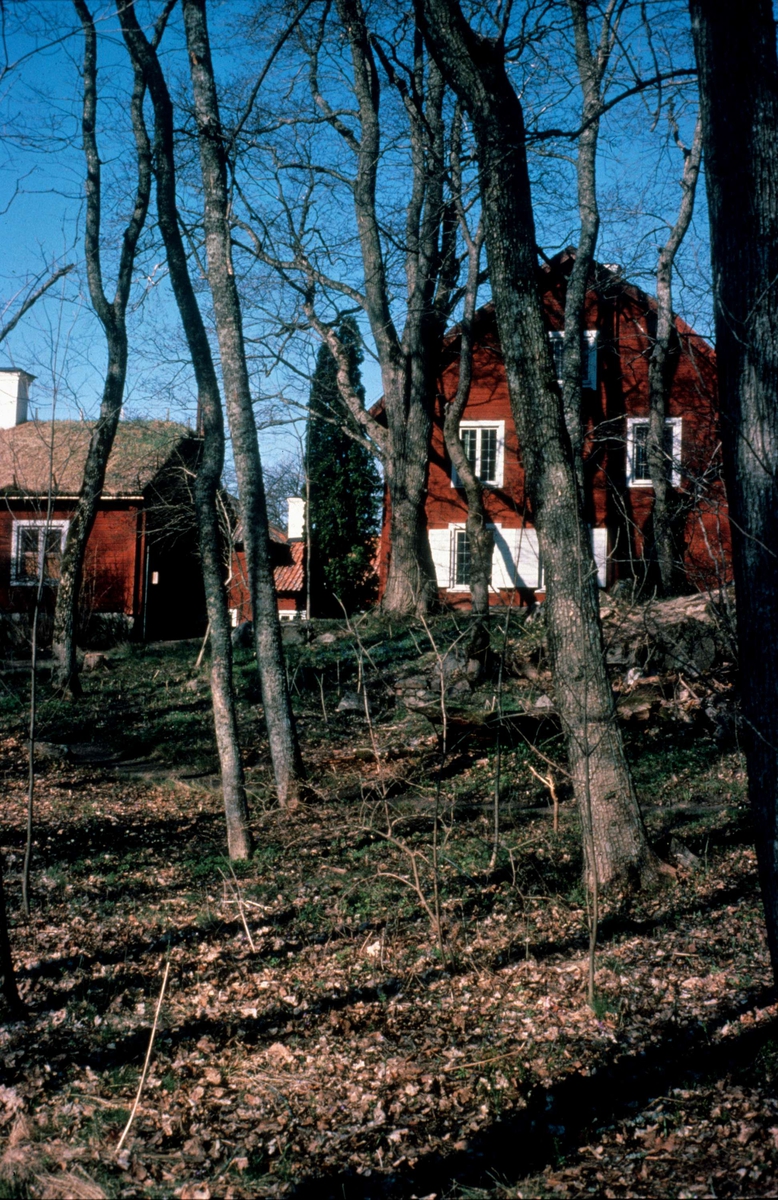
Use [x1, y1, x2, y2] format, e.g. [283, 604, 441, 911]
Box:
[1, 619, 777, 1198]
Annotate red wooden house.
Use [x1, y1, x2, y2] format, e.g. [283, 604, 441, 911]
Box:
[0, 368, 207, 644]
[378, 253, 731, 608]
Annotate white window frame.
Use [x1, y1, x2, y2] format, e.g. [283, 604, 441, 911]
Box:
[548, 330, 598, 390]
[440, 523, 543, 592]
[449, 523, 475, 591]
[626, 417, 682, 488]
[11, 519, 69, 586]
[451, 420, 505, 488]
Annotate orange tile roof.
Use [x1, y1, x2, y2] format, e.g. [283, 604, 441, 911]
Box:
[274, 540, 304, 594]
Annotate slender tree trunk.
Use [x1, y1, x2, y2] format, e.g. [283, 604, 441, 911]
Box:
[119, 0, 252, 858]
[442, 219, 492, 617]
[690, 0, 778, 980]
[0, 852, 24, 1019]
[298, 4, 455, 617]
[53, 0, 152, 695]
[647, 117, 703, 596]
[418, 0, 661, 891]
[182, 0, 304, 808]
[562, 0, 608, 487]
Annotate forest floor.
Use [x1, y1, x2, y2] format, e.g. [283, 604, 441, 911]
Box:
[1, 603, 777, 1199]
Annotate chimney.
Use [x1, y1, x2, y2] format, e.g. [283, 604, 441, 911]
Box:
[287, 496, 305, 541]
[0, 369, 33, 428]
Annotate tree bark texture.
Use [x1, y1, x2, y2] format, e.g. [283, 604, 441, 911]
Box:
[442, 214, 492, 618]
[119, 0, 252, 859]
[0, 852, 24, 1019]
[562, 0, 606, 481]
[182, 0, 304, 808]
[647, 117, 702, 596]
[53, 0, 152, 696]
[418, 0, 660, 892]
[690, 0, 778, 979]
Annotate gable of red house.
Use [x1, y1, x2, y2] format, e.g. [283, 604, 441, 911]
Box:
[378, 253, 731, 607]
[0, 369, 207, 643]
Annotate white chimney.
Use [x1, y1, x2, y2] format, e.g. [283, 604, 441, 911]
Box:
[0, 369, 33, 428]
[287, 496, 305, 541]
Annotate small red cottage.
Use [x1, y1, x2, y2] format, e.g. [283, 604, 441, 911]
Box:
[392, 253, 731, 608]
[228, 497, 307, 623]
[0, 368, 207, 644]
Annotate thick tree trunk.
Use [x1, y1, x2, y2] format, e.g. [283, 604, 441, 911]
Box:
[647, 118, 702, 596]
[0, 852, 24, 1019]
[182, 0, 304, 808]
[53, 0, 152, 695]
[382, 391, 439, 615]
[119, 0, 252, 858]
[418, 0, 661, 891]
[690, 0, 778, 980]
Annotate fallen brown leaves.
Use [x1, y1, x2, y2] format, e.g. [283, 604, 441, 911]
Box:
[0, 685, 776, 1198]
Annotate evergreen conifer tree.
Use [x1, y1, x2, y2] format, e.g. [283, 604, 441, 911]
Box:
[307, 320, 381, 616]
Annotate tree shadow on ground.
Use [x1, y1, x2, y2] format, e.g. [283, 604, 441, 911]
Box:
[286, 991, 778, 1198]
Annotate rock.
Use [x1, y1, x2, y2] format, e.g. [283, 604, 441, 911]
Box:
[533, 693, 554, 711]
[396, 674, 430, 692]
[404, 691, 440, 709]
[465, 657, 484, 684]
[337, 690, 366, 714]
[670, 836, 701, 870]
[315, 632, 338, 646]
[231, 621, 254, 649]
[704, 694, 741, 746]
[35, 742, 70, 761]
[281, 621, 305, 645]
[83, 651, 110, 671]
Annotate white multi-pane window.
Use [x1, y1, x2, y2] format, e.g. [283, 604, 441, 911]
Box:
[626, 417, 682, 487]
[428, 524, 609, 593]
[452, 527, 472, 588]
[548, 330, 598, 390]
[451, 420, 505, 488]
[11, 520, 69, 585]
[428, 524, 543, 592]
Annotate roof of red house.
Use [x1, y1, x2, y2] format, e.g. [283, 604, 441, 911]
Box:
[274, 540, 304, 594]
[0, 419, 197, 498]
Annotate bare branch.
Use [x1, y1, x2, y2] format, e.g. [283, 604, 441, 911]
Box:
[0, 264, 74, 346]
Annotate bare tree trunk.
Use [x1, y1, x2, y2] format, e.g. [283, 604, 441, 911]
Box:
[418, 0, 661, 892]
[182, 0, 304, 808]
[690, 0, 778, 980]
[53, 0, 153, 696]
[562, 0, 612, 481]
[442, 200, 491, 617]
[0, 852, 24, 1020]
[270, 4, 460, 617]
[118, 0, 252, 858]
[647, 116, 703, 596]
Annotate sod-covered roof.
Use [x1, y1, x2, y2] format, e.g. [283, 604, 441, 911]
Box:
[0, 420, 197, 498]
